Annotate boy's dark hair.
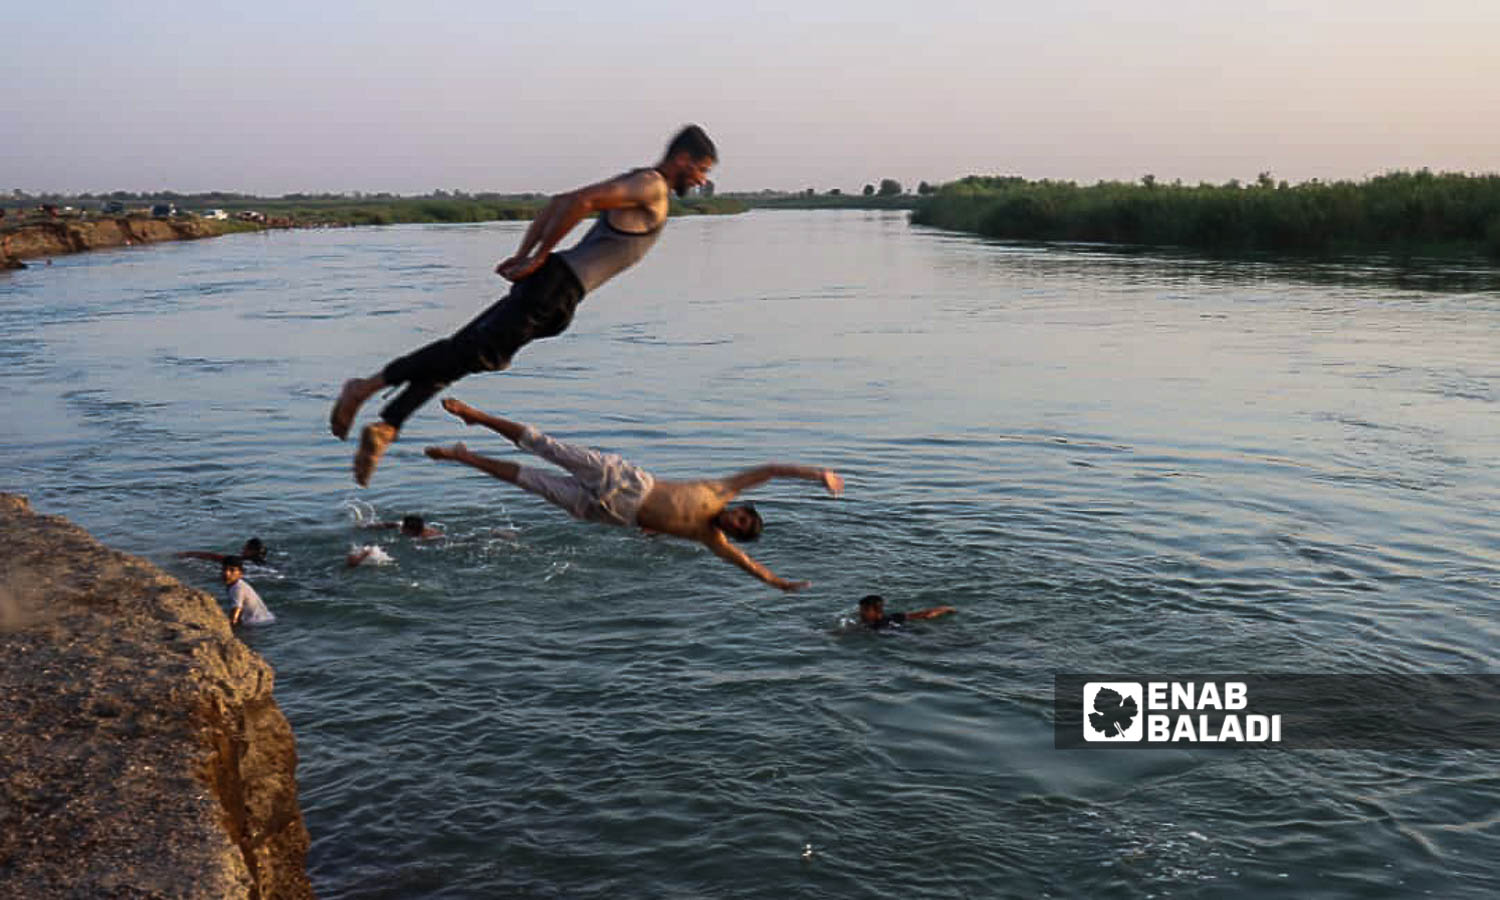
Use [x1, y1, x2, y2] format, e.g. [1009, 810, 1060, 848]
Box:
[665, 124, 717, 162]
[859, 594, 885, 610]
[243, 538, 267, 562]
[723, 502, 763, 543]
[221, 555, 244, 573]
[401, 515, 425, 535]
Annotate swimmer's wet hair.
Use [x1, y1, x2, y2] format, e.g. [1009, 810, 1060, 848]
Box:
[666, 124, 717, 162]
[401, 515, 424, 535]
[859, 594, 885, 610]
[221, 555, 244, 572]
[723, 502, 763, 543]
[243, 538, 267, 562]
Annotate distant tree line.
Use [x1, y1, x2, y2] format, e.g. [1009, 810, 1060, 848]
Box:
[911, 170, 1500, 259]
[2, 189, 743, 226]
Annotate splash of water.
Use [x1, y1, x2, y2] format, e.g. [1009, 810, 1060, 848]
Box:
[342, 498, 378, 527]
[348, 544, 394, 567]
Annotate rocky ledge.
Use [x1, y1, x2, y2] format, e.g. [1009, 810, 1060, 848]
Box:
[1, 216, 257, 265]
[0, 494, 312, 899]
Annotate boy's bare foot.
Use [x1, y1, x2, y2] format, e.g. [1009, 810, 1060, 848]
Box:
[353, 422, 398, 486]
[331, 378, 380, 440]
[440, 396, 482, 426]
[424, 442, 468, 461]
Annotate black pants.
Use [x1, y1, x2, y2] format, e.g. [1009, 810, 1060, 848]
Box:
[379, 256, 585, 428]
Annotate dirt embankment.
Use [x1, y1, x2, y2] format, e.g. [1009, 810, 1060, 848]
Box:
[1, 217, 262, 266]
[0, 494, 313, 899]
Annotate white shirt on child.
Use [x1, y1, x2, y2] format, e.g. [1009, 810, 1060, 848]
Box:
[227, 578, 275, 625]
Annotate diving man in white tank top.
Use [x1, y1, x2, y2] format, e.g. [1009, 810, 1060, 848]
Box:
[329, 125, 717, 486]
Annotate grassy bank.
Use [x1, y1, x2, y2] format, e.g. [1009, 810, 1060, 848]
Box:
[731, 193, 920, 211]
[235, 194, 746, 226]
[912, 171, 1500, 259]
[0, 193, 750, 264]
[6, 192, 747, 229]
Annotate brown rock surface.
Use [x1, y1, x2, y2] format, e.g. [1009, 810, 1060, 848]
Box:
[0, 217, 251, 262]
[0, 494, 313, 899]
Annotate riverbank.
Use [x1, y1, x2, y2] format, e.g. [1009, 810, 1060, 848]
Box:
[0, 194, 750, 265]
[0, 216, 268, 266]
[0, 494, 311, 899]
[912, 170, 1500, 259]
[232, 194, 747, 226]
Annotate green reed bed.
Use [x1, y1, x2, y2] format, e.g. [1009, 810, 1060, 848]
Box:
[912, 171, 1500, 259]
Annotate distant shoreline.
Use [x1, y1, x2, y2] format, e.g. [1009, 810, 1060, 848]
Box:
[10, 173, 1498, 269]
[0, 194, 925, 266]
[911, 171, 1500, 261]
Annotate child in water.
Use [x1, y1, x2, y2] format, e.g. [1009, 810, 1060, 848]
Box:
[180, 537, 269, 565]
[222, 556, 274, 625]
[858, 594, 954, 630]
[346, 514, 441, 567]
[363, 514, 442, 540]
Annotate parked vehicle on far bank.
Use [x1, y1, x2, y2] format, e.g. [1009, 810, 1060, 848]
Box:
[203, 209, 228, 220]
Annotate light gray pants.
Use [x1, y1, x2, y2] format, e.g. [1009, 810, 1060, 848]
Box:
[513, 426, 655, 527]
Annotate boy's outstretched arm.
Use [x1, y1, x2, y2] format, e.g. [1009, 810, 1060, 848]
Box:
[720, 464, 843, 497]
[177, 551, 226, 563]
[906, 606, 957, 621]
[702, 531, 810, 593]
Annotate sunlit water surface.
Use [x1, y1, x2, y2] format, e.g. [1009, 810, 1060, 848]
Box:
[2, 211, 1497, 898]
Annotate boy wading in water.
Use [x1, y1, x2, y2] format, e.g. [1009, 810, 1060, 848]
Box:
[329, 125, 717, 485]
[425, 398, 844, 592]
[222, 556, 275, 626]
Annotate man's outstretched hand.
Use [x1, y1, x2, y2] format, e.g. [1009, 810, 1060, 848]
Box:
[778, 579, 812, 593]
[496, 253, 544, 282]
[821, 469, 844, 496]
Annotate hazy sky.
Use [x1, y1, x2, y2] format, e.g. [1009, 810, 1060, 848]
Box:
[6, 0, 1498, 194]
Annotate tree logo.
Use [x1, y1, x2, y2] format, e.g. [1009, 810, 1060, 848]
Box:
[1083, 682, 1143, 741]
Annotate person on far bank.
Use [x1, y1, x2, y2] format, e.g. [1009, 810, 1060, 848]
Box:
[222, 556, 275, 626]
[329, 124, 719, 486]
[857, 594, 954, 630]
[179, 537, 269, 566]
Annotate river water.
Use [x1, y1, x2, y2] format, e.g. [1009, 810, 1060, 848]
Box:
[2, 211, 1497, 898]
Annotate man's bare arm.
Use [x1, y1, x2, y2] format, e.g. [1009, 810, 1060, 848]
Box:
[703, 531, 810, 593]
[720, 464, 844, 497]
[906, 606, 956, 621]
[497, 170, 666, 280]
[177, 550, 226, 563]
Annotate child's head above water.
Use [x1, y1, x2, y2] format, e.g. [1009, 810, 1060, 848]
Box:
[239, 538, 268, 564]
[221, 555, 245, 583]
